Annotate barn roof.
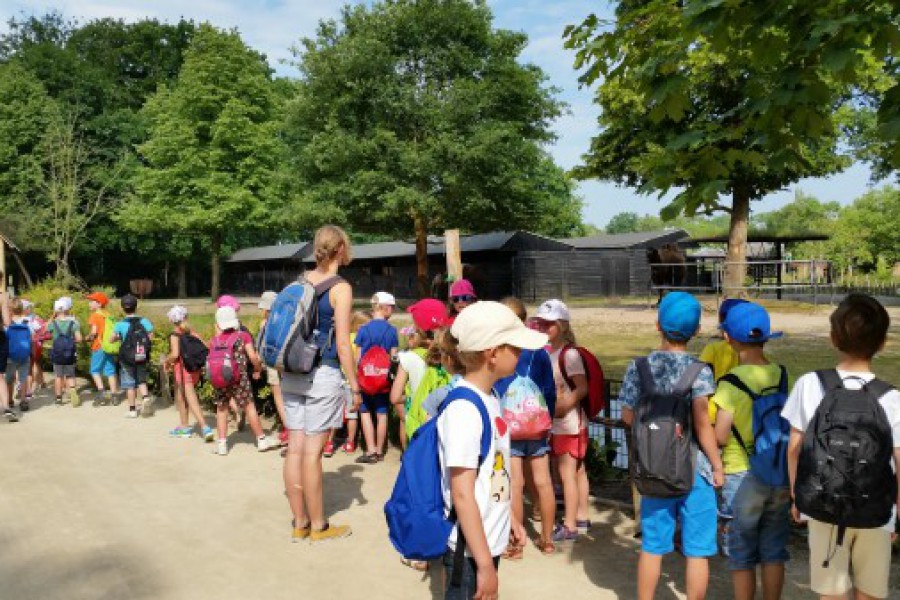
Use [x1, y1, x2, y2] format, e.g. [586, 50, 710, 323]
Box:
[0, 230, 20, 252]
[227, 243, 308, 263]
[563, 229, 691, 249]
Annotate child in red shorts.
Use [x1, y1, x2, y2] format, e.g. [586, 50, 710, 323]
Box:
[165, 305, 214, 442]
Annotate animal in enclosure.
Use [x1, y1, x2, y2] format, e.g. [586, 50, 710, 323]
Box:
[430, 264, 486, 299]
[647, 243, 686, 303]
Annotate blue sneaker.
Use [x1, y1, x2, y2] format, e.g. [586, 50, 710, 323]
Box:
[551, 524, 578, 543]
[202, 426, 215, 443]
[169, 426, 192, 438]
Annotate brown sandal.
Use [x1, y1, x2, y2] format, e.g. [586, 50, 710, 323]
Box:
[536, 538, 556, 555]
[502, 542, 524, 560]
[400, 558, 429, 571]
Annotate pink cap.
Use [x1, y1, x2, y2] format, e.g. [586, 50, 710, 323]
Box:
[216, 295, 241, 312]
[449, 279, 476, 299]
[408, 299, 450, 331]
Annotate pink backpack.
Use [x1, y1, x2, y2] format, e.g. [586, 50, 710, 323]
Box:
[207, 332, 243, 389]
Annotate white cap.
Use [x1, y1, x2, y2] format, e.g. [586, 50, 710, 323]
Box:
[372, 291, 396, 306]
[451, 301, 548, 352]
[258, 291, 278, 310]
[54, 296, 73, 312]
[167, 305, 188, 324]
[535, 299, 571, 322]
[215, 306, 240, 331]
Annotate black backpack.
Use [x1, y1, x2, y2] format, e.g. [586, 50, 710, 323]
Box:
[50, 321, 77, 366]
[795, 370, 897, 536]
[177, 333, 209, 373]
[630, 357, 707, 498]
[120, 317, 151, 367]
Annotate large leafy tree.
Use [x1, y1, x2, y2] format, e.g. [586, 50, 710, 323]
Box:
[122, 24, 282, 298]
[828, 186, 899, 271]
[565, 2, 849, 293]
[287, 0, 575, 295]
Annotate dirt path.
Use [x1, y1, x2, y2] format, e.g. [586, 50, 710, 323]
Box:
[0, 386, 836, 600]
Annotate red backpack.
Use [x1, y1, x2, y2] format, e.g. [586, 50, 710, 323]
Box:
[358, 346, 392, 395]
[559, 345, 606, 420]
[208, 332, 243, 389]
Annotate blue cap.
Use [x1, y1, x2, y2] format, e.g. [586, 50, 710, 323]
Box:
[658, 292, 701, 341]
[718, 298, 749, 324]
[722, 302, 783, 343]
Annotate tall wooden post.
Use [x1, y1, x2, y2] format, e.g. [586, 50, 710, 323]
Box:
[0, 237, 7, 293]
[445, 229, 462, 284]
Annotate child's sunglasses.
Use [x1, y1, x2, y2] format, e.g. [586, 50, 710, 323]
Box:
[451, 295, 476, 303]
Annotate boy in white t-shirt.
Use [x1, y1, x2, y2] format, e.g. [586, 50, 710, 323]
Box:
[438, 301, 547, 600]
[783, 294, 900, 600]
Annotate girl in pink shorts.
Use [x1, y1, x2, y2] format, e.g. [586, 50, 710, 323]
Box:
[165, 306, 214, 442]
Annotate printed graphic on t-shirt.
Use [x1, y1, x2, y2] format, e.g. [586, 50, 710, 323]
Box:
[491, 451, 510, 503]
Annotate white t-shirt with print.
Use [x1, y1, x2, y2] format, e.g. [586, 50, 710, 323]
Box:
[550, 347, 587, 435]
[398, 350, 427, 399]
[781, 370, 900, 533]
[438, 379, 511, 557]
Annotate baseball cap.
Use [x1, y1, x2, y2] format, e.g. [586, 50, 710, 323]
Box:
[449, 279, 476, 299]
[216, 295, 241, 312]
[408, 298, 450, 331]
[258, 291, 278, 311]
[535, 299, 571, 322]
[718, 298, 749, 324]
[372, 291, 396, 306]
[121, 294, 138, 311]
[85, 292, 109, 307]
[215, 306, 240, 331]
[658, 291, 701, 342]
[451, 301, 547, 352]
[54, 296, 73, 313]
[722, 302, 783, 343]
[167, 305, 188, 324]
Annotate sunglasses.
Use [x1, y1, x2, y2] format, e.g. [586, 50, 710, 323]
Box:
[451, 295, 476, 303]
[531, 319, 556, 331]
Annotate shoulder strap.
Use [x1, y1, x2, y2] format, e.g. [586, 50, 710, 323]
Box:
[65, 321, 75, 336]
[559, 345, 583, 391]
[313, 275, 343, 297]
[635, 356, 657, 396]
[673, 361, 705, 398]
[719, 373, 757, 401]
[815, 369, 844, 394]
[863, 377, 895, 403]
[438, 386, 492, 468]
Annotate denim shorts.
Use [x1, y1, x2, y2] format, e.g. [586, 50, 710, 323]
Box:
[120, 364, 148, 390]
[5, 359, 30, 384]
[719, 471, 791, 570]
[360, 392, 389, 415]
[510, 438, 550, 458]
[89, 349, 117, 377]
[641, 473, 718, 557]
[442, 547, 500, 600]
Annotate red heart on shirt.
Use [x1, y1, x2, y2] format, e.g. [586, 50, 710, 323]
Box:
[494, 416, 508, 438]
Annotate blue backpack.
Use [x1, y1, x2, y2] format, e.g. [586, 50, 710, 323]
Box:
[50, 321, 77, 366]
[384, 386, 492, 561]
[7, 322, 32, 363]
[720, 366, 790, 487]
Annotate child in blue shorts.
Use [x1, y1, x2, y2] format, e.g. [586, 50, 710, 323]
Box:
[620, 292, 724, 600]
[354, 292, 399, 464]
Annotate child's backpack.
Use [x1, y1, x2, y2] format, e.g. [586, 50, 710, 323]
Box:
[178, 333, 209, 373]
[501, 355, 552, 441]
[259, 275, 342, 373]
[406, 365, 453, 439]
[559, 345, 606, 420]
[718, 366, 790, 487]
[358, 345, 392, 395]
[795, 370, 897, 537]
[30, 316, 48, 361]
[119, 317, 151, 366]
[207, 333, 243, 389]
[385, 386, 491, 562]
[630, 357, 706, 498]
[100, 312, 120, 355]
[7, 321, 32, 363]
[50, 321, 77, 366]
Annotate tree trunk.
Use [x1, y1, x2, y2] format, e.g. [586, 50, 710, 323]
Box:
[177, 261, 188, 299]
[414, 214, 429, 299]
[724, 188, 751, 297]
[210, 235, 221, 300]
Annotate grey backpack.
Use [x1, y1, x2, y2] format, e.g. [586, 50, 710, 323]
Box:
[630, 357, 706, 498]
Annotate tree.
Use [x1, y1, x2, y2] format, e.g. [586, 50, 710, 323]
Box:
[287, 0, 574, 296]
[828, 186, 899, 271]
[565, 3, 850, 294]
[122, 25, 282, 298]
[605, 212, 640, 234]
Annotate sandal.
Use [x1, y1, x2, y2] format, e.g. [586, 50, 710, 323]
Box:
[400, 558, 429, 572]
[536, 538, 556, 555]
[355, 453, 379, 464]
[501, 542, 524, 560]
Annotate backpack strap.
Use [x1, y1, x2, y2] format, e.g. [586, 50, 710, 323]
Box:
[312, 275, 344, 297]
[815, 369, 844, 395]
[719, 373, 756, 455]
[558, 345, 583, 391]
[673, 361, 705, 398]
[635, 356, 657, 396]
[64, 320, 75, 337]
[862, 377, 895, 403]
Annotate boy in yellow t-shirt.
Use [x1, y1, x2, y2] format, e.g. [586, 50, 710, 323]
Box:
[700, 298, 747, 424]
[711, 302, 790, 600]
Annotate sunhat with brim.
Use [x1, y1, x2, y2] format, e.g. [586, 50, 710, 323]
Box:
[722, 302, 784, 343]
[216, 295, 241, 312]
[449, 279, 477, 299]
[450, 301, 547, 352]
[167, 305, 189, 324]
[215, 306, 240, 331]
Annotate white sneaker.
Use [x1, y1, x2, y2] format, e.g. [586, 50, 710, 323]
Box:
[257, 436, 273, 452]
[125, 408, 139, 419]
[140, 396, 155, 418]
[215, 439, 228, 456]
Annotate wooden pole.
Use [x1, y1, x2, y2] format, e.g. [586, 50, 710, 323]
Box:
[0, 238, 6, 293]
[445, 229, 462, 283]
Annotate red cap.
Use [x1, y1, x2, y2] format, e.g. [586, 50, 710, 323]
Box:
[408, 299, 450, 331]
[85, 292, 109, 308]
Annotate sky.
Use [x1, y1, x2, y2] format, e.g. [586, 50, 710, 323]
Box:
[0, 0, 882, 227]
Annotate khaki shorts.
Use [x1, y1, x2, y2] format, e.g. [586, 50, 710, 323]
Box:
[808, 519, 893, 599]
[281, 365, 346, 435]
